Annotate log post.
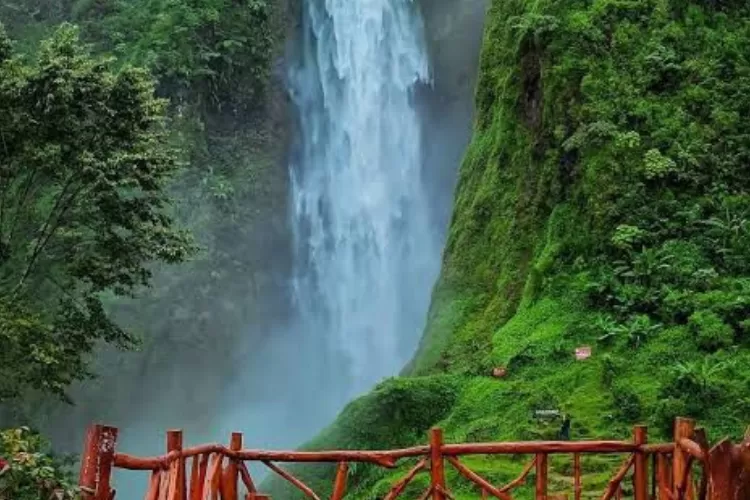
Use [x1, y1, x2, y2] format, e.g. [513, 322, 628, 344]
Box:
[707, 440, 734, 500]
[79, 424, 103, 499]
[95, 426, 118, 500]
[633, 426, 648, 500]
[673, 417, 695, 500]
[145, 470, 161, 500]
[166, 430, 185, 500]
[656, 454, 671, 500]
[429, 428, 446, 500]
[535, 453, 548, 500]
[331, 462, 348, 500]
[189, 456, 200, 500]
[224, 432, 243, 500]
[573, 453, 581, 500]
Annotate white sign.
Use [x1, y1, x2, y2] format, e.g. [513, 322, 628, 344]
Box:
[575, 346, 592, 360]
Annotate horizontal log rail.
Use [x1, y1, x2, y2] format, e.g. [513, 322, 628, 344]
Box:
[79, 417, 749, 500]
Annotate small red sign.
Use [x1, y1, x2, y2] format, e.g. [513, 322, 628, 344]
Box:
[575, 346, 592, 360]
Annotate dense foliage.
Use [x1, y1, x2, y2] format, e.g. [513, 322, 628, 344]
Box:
[0, 0, 290, 441]
[0, 23, 191, 403]
[0, 0, 287, 494]
[270, 1, 750, 498]
[0, 427, 77, 499]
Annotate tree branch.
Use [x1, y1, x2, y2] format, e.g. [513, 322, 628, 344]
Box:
[7, 165, 41, 243]
[11, 176, 86, 299]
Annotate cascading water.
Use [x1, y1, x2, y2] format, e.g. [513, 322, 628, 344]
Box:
[287, 0, 440, 406]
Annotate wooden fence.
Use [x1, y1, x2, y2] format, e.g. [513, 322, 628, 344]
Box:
[78, 417, 750, 500]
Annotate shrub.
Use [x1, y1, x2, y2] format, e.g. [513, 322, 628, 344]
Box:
[0, 428, 77, 500]
[689, 310, 735, 351]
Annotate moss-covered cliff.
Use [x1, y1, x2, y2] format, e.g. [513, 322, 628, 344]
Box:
[270, 0, 750, 498]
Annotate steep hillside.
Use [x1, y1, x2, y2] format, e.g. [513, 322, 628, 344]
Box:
[269, 0, 750, 498]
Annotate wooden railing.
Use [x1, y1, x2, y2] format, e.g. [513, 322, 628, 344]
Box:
[78, 417, 749, 499]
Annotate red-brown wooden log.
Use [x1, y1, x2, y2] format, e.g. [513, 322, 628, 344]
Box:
[657, 454, 672, 500]
[600, 455, 634, 500]
[167, 459, 181, 500]
[111, 439, 680, 474]
[536, 453, 548, 500]
[80, 424, 103, 499]
[679, 439, 705, 462]
[166, 430, 185, 500]
[114, 446, 407, 470]
[430, 428, 446, 500]
[113, 440, 656, 471]
[708, 440, 732, 500]
[203, 454, 223, 500]
[445, 456, 511, 500]
[500, 456, 536, 492]
[735, 431, 750, 500]
[158, 468, 170, 500]
[224, 433, 242, 500]
[198, 454, 209, 498]
[189, 457, 201, 500]
[633, 426, 648, 500]
[96, 426, 118, 500]
[238, 462, 257, 493]
[384, 458, 427, 500]
[443, 441, 637, 456]
[692, 429, 710, 500]
[262, 461, 320, 500]
[145, 470, 160, 500]
[676, 456, 696, 500]
[673, 418, 695, 499]
[331, 462, 348, 500]
[574, 453, 582, 500]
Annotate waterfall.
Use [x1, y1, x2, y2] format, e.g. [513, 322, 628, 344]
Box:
[113, 7, 446, 494]
[287, 0, 439, 404]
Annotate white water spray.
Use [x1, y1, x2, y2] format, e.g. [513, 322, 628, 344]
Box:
[288, 0, 440, 403]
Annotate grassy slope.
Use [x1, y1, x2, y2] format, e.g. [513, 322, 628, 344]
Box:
[269, 0, 750, 498]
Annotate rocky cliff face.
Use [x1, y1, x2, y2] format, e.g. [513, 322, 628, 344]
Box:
[417, 0, 489, 236]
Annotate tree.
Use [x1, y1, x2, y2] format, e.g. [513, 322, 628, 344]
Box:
[0, 23, 192, 404]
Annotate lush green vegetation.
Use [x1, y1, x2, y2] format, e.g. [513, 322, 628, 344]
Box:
[0, 22, 191, 405]
[0, 21, 191, 497]
[3, 0, 750, 498]
[0, 427, 77, 499]
[0, 0, 288, 496]
[269, 0, 750, 498]
[0, 0, 290, 429]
